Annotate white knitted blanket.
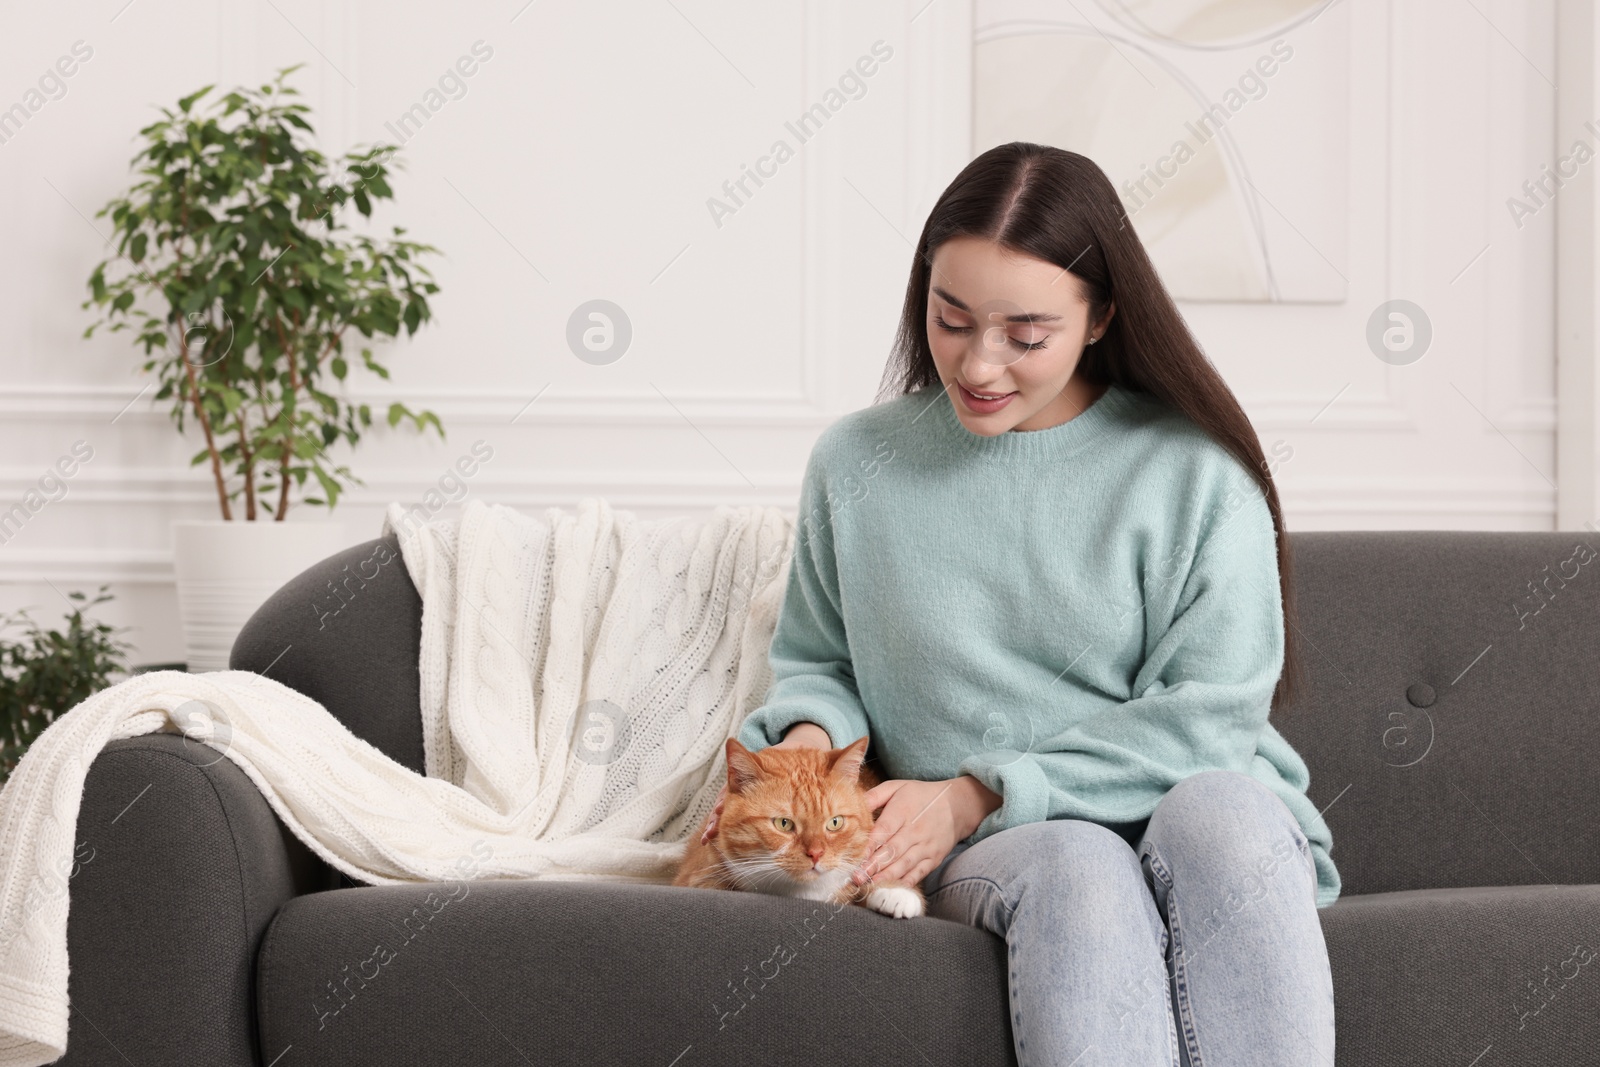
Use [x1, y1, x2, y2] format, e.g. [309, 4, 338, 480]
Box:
[0, 497, 795, 1067]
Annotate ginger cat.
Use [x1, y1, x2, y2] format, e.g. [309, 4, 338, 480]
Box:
[675, 735, 925, 919]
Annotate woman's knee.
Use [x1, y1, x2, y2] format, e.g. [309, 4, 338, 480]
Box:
[1155, 770, 1300, 836]
[990, 819, 1149, 902]
[1145, 770, 1309, 889]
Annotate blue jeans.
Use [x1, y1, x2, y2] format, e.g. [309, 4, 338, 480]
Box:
[918, 769, 1335, 1066]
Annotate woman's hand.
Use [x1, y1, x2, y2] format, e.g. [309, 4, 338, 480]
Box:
[699, 723, 833, 844]
[851, 775, 1000, 888]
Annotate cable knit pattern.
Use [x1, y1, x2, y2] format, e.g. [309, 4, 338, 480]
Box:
[0, 497, 794, 1067]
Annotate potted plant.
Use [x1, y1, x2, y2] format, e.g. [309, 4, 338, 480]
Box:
[83, 65, 444, 671]
[1, 589, 131, 786]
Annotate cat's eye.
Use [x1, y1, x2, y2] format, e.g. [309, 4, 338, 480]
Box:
[772, 817, 794, 832]
[826, 816, 844, 831]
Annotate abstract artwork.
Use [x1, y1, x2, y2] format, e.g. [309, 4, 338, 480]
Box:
[975, 0, 1349, 302]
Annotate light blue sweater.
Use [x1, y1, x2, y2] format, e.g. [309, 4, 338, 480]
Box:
[737, 381, 1341, 908]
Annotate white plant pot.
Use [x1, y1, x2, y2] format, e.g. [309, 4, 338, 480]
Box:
[172, 519, 351, 673]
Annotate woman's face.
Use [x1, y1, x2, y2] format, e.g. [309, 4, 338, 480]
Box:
[925, 235, 1114, 434]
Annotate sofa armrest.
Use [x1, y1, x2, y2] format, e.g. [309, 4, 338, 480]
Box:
[231, 534, 426, 777]
[57, 733, 334, 1066]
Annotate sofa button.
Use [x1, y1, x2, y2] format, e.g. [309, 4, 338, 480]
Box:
[1406, 683, 1436, 708]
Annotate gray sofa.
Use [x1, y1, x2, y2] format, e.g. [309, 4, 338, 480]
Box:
[57, 530, 1600, 1065]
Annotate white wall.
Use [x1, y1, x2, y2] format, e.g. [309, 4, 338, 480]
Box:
[0, 0, 1565, 666]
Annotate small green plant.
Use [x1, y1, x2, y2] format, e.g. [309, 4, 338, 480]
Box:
[0, 589, 132, 786]
[83, 64, 444, 520]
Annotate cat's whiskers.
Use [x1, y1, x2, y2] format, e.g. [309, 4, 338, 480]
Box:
[714, 853, 784, 873]
[716, 852, 848, 896]
[715, 855, 790, 887]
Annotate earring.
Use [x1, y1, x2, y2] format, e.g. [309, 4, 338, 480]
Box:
[1086, 336, 1098, 345]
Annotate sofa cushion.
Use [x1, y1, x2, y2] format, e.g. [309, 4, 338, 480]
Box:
[259, 878, 1600, 1066]
[1321, 883, 1600, 1064]
[1274, 532, 1600, 897]
[257, 880, 1016, 1066]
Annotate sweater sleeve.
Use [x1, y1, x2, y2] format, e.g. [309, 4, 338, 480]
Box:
[736, 443, 872, 754]
[957, 485, 1284, 841]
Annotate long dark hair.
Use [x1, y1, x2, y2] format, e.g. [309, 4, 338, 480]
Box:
[876, 142, 1301, 712]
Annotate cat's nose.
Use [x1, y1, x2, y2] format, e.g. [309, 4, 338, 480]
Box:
[806, 844, 825, 862]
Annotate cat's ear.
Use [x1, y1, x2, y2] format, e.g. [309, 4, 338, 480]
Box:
[827, 735, 871, 784]
[725, 738, 764, 795]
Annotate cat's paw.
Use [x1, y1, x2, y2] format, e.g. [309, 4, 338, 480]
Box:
[864, 885, 925, 919]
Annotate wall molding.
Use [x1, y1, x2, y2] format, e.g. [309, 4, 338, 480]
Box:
[0, 478, 1557, 587]
[0, 383, 836, 426]
[0, 549, 172, 585]
[2, 380, 1438, 430]
[1245, 388, 1416, 430]
[1277, 477, 1556, 515]
[1488, 397, 1559, 434]
[0, 468, 804, 506]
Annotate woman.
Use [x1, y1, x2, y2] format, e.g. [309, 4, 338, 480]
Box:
[704, 142, 1338, 1065]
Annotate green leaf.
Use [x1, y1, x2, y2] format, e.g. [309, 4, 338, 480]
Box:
[386, 402, 403, 427]
[178, 85, 215, 113]
[312, 466, 340, 508]
[330, 357, 347, 379]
